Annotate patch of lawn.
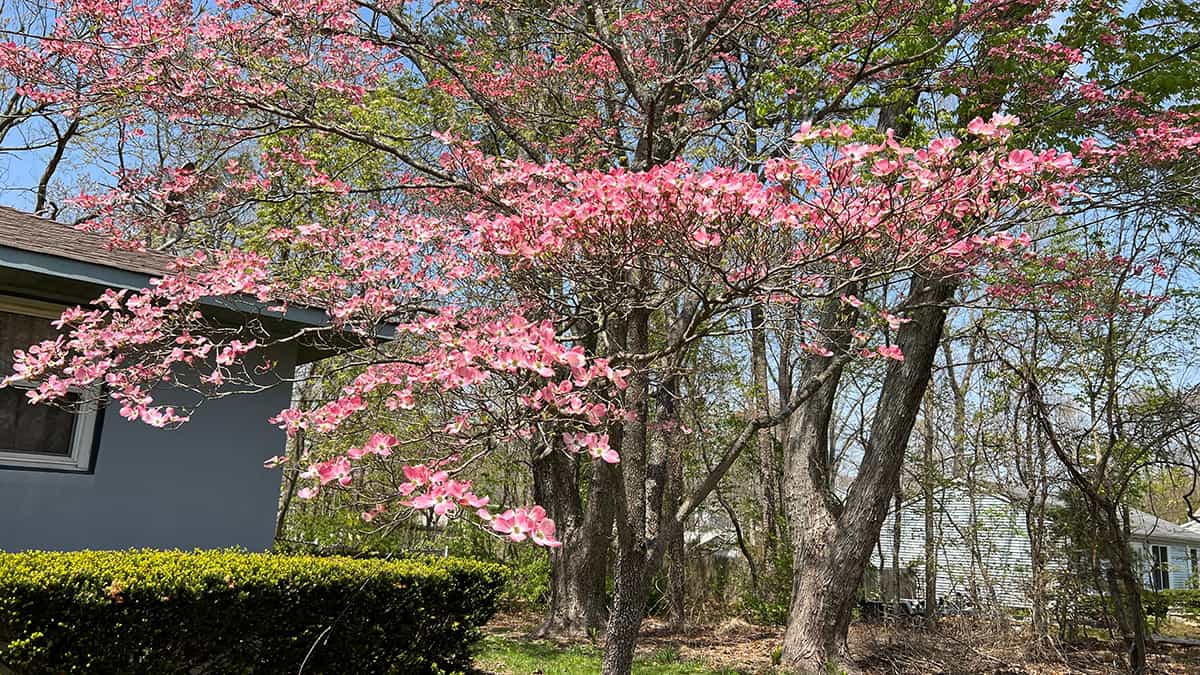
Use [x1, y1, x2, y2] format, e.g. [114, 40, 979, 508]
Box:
[473, 636, 739, 674]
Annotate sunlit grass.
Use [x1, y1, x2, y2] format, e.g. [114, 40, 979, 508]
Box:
[473, 636, 741, 674]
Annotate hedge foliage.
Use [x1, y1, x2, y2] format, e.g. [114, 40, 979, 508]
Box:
[0, 550, 507, 674]
[1156, 588, 1200, 620]
[1067, 588, 1200, 632]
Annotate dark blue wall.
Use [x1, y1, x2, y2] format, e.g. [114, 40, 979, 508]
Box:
[0, 346, 296, 551]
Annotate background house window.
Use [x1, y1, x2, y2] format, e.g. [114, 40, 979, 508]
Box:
[1190, 548, 1200, 588]
[0, 297, 98, 471]
[1150, 545, 1171, 591]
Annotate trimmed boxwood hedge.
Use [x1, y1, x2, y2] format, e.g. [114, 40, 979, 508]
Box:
[0, 550, 507, 674]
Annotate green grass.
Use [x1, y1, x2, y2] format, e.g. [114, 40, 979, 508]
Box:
[473, 636, 739, 674]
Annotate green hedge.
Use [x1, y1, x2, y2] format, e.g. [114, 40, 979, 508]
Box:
[0, 550, 507, 674]
[1157, 588, 1200, 620]
[1062, 589, 1169, 633]
[1143, 590, 1170, 621]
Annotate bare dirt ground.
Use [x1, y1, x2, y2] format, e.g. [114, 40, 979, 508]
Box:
[485, 611, 1200, 673]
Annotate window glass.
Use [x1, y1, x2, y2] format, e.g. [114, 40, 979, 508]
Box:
[0, 387, 77, 456]
[1151, 545, 1170, 591]
[0, 302, 98, 471]
[0, 308, 59, 373]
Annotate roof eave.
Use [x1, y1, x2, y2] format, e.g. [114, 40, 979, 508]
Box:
[0, 244, 157, 292]
[0, 247, 388, 364]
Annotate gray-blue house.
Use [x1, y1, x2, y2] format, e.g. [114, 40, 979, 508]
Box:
[873, 485, 1200, 609]
[0, 207, 334, 552]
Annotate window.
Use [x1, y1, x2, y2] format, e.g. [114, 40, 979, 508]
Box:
[1190, 548, 1200, 589]
[0, 296, 99, 472]
[1150, 544, 1171, 591]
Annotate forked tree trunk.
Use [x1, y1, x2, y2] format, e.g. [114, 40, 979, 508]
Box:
[779, 293, 859, 668]
[538, 524, 611, 638]
[781, 275, 954, 672]
[532, 443, 614, 638]
[784, 506, 859, 668]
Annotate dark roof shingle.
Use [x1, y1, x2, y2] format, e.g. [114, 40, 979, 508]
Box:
[0, 206, 171, 277]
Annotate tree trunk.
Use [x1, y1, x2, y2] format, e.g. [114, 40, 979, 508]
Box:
[750, 304, 782, 567]
[599, 286, 702, 670]
[275, 367, 313, 544]
[603, 546, 650, 674]
[667, 529, 686, 629]
[1104, 507, 1149, 675]
[1023, 371, 1150, 674]
[922, 393, 937, 625]
[781, 275, 955, 672]
[892, 488, 902, 617]
[778, 291, 861, 671]
[601, 292, 653, 675]
[274, 425, 306, 543]
[665, 427, 686, 629]
[1025, 420, 1050, 639]
[783, 509, 859, 670]
[967, 478, 982, 604]
[532, 442, 614, 638]
[540, 536, 611, 637]
[662, 341, 691, 629]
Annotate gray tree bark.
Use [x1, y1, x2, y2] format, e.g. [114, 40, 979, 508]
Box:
[922, 392, 937, 625]
[601, 292, 653, 675]
[780, 275, 955, 672]
[532, 445, 614, 638]
[750, 303, 782, 568]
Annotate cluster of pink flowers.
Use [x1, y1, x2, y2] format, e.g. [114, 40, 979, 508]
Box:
[562, 432, 619, 463]
[479, 505, 561, 547]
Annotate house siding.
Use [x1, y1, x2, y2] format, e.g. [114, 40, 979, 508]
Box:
[872, 487, 1200, 609]
[873, 489, 1048, 608]
[0, 345, 296, 552]
[1136, 541, 1198, 591]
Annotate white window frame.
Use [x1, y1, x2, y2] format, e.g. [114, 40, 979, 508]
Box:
[0, 296, 99, 472]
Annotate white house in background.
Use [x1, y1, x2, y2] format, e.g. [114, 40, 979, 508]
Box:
[873, 486, 1200, 608]
[1179, 518, 1200, 538]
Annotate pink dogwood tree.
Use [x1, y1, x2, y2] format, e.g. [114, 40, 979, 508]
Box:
[2, 0, 1197, 671]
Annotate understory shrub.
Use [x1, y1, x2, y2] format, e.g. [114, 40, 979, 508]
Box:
[1142, 590, 1170, 625]
[0, 550, 507, 674]
[1157, 589, 1200, 620]
[502, 554, 551, 608]
[739, 543, 794, 626]
[1065, 589, 1169, 634]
